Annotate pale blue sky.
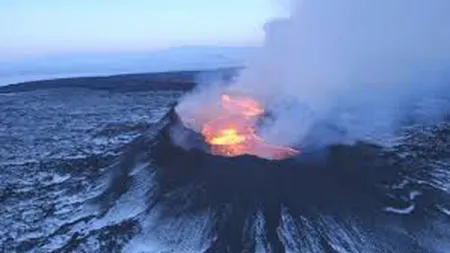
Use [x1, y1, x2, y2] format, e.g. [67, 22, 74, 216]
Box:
[0, 0, 283, 60]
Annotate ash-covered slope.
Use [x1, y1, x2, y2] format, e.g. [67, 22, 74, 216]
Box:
[1, 83, 449, 252]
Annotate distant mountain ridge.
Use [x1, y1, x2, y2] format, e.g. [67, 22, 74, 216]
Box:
[0, 68, 242, 93]
[0, 45, 258, 86]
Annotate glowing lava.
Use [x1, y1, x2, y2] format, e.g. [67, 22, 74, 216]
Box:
[201, 94, 299, 160]
[209, 129, 246, 145]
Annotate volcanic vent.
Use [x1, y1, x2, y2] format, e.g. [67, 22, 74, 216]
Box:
[172, 93, 300, 160]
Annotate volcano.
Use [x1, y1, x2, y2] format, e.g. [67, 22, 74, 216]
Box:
[100, 105, 450, 253]
[1, 73, 449, 253]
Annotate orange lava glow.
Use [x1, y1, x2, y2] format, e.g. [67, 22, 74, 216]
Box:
[201, 94, 300, 160]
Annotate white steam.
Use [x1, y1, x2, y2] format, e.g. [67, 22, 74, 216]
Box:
[178, 0, 450, 148]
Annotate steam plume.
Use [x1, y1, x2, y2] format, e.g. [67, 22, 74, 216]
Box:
[178, 0, 450, 149]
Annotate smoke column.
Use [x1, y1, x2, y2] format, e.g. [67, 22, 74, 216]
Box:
[178, 0, 450, 149]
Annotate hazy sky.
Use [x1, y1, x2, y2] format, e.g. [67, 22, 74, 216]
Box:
[0, 0, 282, 60]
